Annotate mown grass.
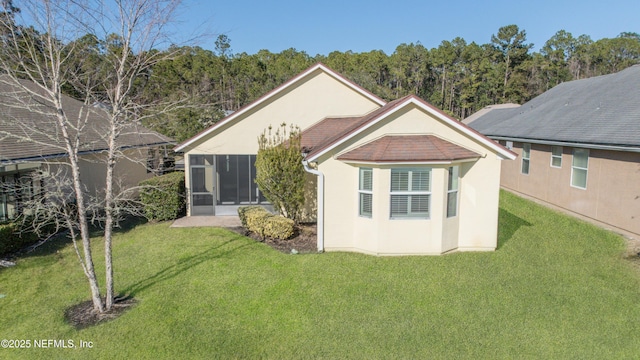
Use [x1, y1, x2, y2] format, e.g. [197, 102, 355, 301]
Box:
[1, 191, 640, 359]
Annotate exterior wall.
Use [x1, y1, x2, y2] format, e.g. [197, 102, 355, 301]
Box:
[182, 69, 382, 215]
[499, 142, 640, 237]
[1, 148, 157, 221]
[319, 104, 505, 255]
[456, 157, 502, 251]
[78, 148, 154, 198]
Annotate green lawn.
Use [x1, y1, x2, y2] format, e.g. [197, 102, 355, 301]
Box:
[1, 191, 640, 359]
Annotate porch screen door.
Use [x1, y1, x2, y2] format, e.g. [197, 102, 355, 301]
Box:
[190, 155, 215, 215]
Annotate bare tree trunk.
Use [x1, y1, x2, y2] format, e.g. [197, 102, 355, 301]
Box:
[104, 145, 116, 310]
[52, 86, 105, 313]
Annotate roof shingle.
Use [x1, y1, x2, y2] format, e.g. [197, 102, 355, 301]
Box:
[336, 135, 480, 163]
[469, 64, 640, 148]
[0, 77, 173, 163]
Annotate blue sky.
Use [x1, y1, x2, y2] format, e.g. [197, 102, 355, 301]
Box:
[176, 0, 639, 55]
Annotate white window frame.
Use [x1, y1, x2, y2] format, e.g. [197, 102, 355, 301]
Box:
[447, 166, 459, 218]
[521, 143, 531, 175]
[571, 148, 589, 189]
[358, 168, 373, 218]
[505, 141, 513, 150]
[551, 146, 562, 168]
[390, 168, 431, 219]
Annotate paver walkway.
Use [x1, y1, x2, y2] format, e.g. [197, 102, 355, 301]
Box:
[171, 216, 241, 228]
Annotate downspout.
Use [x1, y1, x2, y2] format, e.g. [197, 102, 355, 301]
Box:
[302, 158, 324, 253]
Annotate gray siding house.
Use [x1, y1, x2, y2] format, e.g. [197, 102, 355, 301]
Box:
[0, 77, 174, 221]
[469, 64, 640, 237]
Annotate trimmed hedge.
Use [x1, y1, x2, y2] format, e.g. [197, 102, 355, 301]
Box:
[238, 206, 295, 240]
[139, 172, 186, 221]
[0, 222, 38, 257]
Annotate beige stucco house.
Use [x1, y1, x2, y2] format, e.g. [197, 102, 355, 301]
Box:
[176, 63, 516, 255]
[469, 64, 640, 238]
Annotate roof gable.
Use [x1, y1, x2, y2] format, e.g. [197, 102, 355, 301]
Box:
[469, 64, 640, 149]
[175, 63, 387, 152]
[304, 95, 516, 161]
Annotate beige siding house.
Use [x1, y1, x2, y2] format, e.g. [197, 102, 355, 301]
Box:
[176, 63, 516, 255]
[469, 65, 640, 238]
[0, 78, 174, 221]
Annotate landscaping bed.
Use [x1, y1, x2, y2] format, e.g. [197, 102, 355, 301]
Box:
[230, 223, 317, 254]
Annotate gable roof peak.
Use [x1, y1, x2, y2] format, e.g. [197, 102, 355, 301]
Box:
[174, 62, 386, 152]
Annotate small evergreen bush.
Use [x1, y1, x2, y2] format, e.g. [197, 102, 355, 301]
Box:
[263, 215, 295, 240]
[0, 222, 38, 257]
[139, 172, 186, 221]
[238, 206, 295, 240]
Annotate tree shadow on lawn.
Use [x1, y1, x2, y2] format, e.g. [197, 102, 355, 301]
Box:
[4, 216, 149, 262]
[121, 235, 252, 297]
[497, 208, 532, 250]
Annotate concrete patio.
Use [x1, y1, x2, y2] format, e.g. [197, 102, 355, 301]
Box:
[170, 215, 241, 228]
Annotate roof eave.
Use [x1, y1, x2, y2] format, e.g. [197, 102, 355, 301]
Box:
[337, 157, 481, 166]
[488, 136, 640, 153]
[0, 141, 173, 164]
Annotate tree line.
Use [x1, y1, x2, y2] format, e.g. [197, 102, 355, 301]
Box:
[4, 9, 639, 141]
[137, 26, 640, 141]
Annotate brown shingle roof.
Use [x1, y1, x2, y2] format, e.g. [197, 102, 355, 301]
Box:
[301, 96, 411, 157]
[303, 94, 516, 162]
[336, 135, 481, 163]
[0, 77, 173, 163]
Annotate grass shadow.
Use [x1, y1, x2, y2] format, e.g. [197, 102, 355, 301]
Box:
[497, 208, 532, 250]
[88, 216, 149, 237]
[121, 236, 252, 297]
[5, 216, 150, 261]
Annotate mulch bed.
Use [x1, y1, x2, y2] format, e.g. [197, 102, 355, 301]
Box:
[229, 223, 318, 254]
[64, 296, 137, 330]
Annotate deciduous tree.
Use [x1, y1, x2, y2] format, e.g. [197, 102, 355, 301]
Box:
[0, 0, 185, 315]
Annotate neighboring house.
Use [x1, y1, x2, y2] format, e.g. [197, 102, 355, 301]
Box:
[175, 63, 515, 255]
[468, 64, 640, 237]
[0, 77, 174, 222]
[461, 103, 520, 125]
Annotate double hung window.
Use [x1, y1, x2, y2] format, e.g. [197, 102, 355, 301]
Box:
[359, 168, 373, 217]
[551, 146, 562, 168]
[521, 143, 531, 174]
[390, 168, 431, 219]
[447, 166, 459, 218]
[571, 149, 589, 189]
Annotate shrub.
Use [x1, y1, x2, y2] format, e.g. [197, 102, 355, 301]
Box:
[238, 205, 264, 228]
[263, 216, 295, 240]
[139, 172, 186, 221]
[0, 222, 38, 257]
[255, 123, 305, 223]
[237, 206, 295, 240]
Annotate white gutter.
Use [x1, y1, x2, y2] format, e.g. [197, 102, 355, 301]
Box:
[302, 159, 324, 253]
[489, 136, 640, 153]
